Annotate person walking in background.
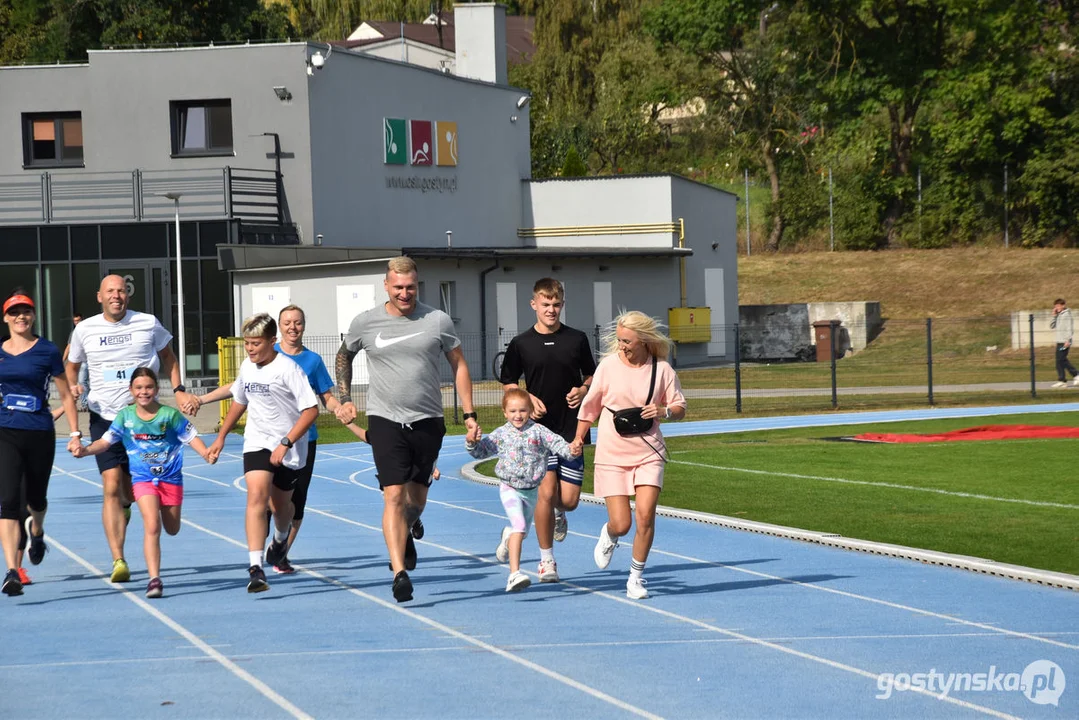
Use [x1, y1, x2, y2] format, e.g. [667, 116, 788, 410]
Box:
[1050, 298, 1078, 388]
[499, 278, 595, 583]
[0, 291, 80, 596]
[574, 311, 686, 600]
[207, 314, 318, 593]
[65, 275, 197, 583]
[73, 368, 215, 598]
[334, 256, 479, 603]
[63, 312, 89, 411]
[466, 389, 582, 593]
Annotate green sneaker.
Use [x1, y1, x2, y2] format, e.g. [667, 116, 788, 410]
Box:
[110, 558, 131, 583]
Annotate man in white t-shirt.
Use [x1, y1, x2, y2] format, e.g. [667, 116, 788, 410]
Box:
[207, 313, 318, 593]
[66, 274, 197, 583]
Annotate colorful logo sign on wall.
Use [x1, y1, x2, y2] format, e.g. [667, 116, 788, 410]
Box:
[384, 117, 457, 167]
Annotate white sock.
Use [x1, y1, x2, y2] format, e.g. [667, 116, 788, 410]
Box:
[249, 550, 262, 568]
[629, 558, 646, 582]
[539, 547, 555, 562]
[273, 528, 289, 544]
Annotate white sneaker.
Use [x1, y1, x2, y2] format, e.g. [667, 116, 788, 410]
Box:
[553, 509, 568, 542]
[506, 570, 531, 592]
[1052, 381, 1067, 388]
[537, 558, 559, 583]
[1072, 377, 1079, 387]
[626, 576, 649, 599]
[593, 523, 618, 569]
[495, 527, 511, 563]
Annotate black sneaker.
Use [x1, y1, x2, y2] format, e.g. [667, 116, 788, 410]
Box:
[25, 517, 46, 566]
[2, 569, 23, 597]
[264, 539, 287, 567]
[404, 533, 417, 570]
[392, 570, 413, 603]
[411, 517, 424, 540]
[247, 565, 269, 593]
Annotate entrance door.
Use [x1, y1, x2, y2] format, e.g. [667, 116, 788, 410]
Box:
[106, 261, 173, 333]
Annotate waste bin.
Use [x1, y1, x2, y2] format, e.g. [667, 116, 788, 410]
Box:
[812, 320, 838, 362]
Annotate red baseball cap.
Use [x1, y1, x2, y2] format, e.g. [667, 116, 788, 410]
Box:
[3, 294, 35, 315]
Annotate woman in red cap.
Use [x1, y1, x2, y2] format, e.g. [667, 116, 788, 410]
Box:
[0, 290, 80, 596]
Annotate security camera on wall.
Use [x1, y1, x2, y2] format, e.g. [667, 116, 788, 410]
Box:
[310, 52, 326, 69]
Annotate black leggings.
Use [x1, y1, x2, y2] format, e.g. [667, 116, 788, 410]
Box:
[0, 428, 56, 521]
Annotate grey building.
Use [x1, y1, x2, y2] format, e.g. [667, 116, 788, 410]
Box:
[0, 3, 736, 381]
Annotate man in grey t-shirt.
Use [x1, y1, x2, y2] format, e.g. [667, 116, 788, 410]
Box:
[335, 256, 480, 603]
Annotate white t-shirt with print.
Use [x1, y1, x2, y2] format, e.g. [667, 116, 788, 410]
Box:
[68, 310, 173, 420]
[231, 353, 318, 469]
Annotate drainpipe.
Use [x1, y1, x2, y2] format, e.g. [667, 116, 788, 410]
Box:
[678, 218, 687, 307]
[479, 258, 501, 376]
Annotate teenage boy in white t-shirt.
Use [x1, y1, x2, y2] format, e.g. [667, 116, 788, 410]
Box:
[207, 314, 318, 593]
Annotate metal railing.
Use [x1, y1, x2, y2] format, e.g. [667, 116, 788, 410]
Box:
[0, 166, 282, 225]
[212, 316, 1077, 429]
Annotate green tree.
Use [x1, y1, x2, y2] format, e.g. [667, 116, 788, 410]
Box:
[561, 145, 587, 176]
[645, 0, 812, 251]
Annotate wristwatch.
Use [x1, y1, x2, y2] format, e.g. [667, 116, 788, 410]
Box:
[280, 436, 293, 448]
[174, 384, 186, 393]
[463, 412, 478, 421]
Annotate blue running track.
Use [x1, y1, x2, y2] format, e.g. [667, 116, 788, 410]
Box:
[2, 404, 1076, 719]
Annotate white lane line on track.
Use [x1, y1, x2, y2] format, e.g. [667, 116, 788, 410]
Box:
[181, 516, 663, 720]
[42, 468, 314, 720]
[12, 630, 1079, 673]
[673, 459, 1079, 510]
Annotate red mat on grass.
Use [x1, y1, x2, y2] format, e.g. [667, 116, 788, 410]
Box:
[854, 425, 1079, 443]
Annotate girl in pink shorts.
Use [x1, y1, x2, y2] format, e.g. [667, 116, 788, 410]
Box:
[75, 368, 214, 598]
[575, 311, 686, 600]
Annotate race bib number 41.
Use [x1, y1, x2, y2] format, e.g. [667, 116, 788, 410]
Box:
[99, 361, 139, 386]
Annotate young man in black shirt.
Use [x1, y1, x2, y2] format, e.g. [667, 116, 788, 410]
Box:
[499, 278, 596, 582]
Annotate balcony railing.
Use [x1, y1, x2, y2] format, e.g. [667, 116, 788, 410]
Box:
[0, 167, 282, 226]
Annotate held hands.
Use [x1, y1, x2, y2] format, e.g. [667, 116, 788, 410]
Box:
[569, 439, 583, 457]
[68, 437, 86, 457]
[200, 447, 218, 465]
[207, 439, 224, 464]
[71, 384, 85, 400]
[465, 423, 482, 444]
[335, 402, 357, 425]
[180, 393, 202, 416]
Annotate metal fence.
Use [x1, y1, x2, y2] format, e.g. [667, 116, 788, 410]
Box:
[212, 315, 1074, 429]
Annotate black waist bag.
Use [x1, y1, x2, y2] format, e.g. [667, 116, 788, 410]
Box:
[607, 358, 657, 437]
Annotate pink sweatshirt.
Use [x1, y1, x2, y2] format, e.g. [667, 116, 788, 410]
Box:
[578, 354, 686, 466]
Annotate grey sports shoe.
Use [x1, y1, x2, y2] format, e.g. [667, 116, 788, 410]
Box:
[553, 509, 568, 542]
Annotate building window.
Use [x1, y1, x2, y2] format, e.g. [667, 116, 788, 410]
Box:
[23, 113, 83, 167]
[171, 100, 233, 156]
[439, 281, 457, 321]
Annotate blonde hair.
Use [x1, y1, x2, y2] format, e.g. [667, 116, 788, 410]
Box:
[387, 256, 417, 276]
[601, 310, 672, 361]
[241, 313, 277, 339]
[278, 304, 305, 323]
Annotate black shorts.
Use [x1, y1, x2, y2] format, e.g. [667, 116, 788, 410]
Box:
[0, 427, 55, 521]
[368, 416, 445, 489]
[90, 411, 129, 474]
[291, 441, 317, 520]
[243, 450, 301, 491]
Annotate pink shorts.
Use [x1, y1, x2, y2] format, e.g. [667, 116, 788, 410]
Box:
[132, 480, 183, 507]
[592, 461, 665, 498]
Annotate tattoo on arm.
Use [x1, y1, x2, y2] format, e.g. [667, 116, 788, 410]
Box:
[335, 341, 357, 403]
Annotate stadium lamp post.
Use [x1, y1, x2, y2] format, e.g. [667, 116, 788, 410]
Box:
[160, 191, 186, 385]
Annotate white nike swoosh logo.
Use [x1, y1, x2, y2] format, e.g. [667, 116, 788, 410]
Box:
[374, 331, 424, 348]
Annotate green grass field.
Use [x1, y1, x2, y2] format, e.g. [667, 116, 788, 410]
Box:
[468, 411, 1079, 576]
